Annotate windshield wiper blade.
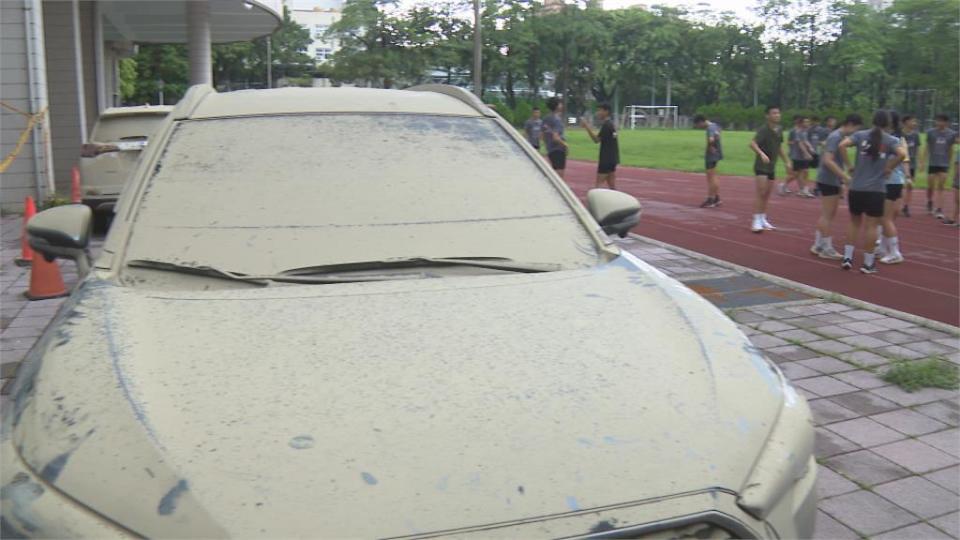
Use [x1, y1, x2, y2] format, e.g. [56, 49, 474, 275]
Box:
[280, 256, 560, 276]
[125, 259, 401, 285]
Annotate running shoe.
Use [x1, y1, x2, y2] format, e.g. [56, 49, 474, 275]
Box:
[810, 244, 822, 256]
[818, 248, 843, 260]
[710, 196, 721, 208]
[935, 208, 945, 220]
[801, 190, 816, 198]
[762, 218, 776, 231]
[699, 197, 714, 208]
[942, 219, 959, 226]
[880, 253, 904, 264]
[751, 217, 764, 233]
[860, 263, 878, 274]
[902, 205, 911, 217]
[841, 258, 853, 270]
[779, 186, 792, 196]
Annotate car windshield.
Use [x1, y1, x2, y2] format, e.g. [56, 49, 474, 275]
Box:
[122, 114, 601, 280]
[91, 114, 167, 143]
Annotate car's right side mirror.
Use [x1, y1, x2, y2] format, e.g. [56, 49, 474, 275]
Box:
[27, 204, 93, 277]
[586, 189, 642, 238]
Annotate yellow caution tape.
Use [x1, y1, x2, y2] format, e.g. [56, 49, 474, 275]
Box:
[0, 101, 48, 174]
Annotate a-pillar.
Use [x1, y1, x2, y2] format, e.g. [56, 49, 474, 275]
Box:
[187, 1, 212, 86]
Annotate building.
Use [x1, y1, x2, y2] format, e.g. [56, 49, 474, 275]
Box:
[0, 1, 281, 213]
[284, 0, 342, 65]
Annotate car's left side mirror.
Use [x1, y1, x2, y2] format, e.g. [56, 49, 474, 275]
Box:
[27, 204, 93, 277]
[586, 189, 642, 238]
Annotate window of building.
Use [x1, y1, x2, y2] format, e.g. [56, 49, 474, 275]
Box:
[313, 24, 328, 39]
[315, 47, 333, 62]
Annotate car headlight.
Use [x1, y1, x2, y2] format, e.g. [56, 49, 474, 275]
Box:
[736, 377, 815, 520]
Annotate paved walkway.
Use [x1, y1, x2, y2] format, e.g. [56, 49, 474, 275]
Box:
[0, 215, 957, 538]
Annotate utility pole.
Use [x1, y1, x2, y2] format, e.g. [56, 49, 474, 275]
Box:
[473, 0, 482, 98]
[266, 36, 272, 88]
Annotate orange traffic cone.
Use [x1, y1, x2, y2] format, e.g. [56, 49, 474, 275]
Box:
[14, 196, 36, 267]
[71, 166, 82, 203]
[24, 253, 68, 301]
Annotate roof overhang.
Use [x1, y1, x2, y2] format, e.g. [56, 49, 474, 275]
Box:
[100, 0, 282, 44]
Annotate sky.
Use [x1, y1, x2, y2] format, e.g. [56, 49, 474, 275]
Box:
[603, 0, 759, 22]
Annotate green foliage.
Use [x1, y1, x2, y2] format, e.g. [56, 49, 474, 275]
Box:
[40, 195, 71, 210]
[882, 358, 960, 392]
[118, 58, 137, 101]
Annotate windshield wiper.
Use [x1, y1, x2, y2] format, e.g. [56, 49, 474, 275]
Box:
[279, 256, 560, 276]
[125, 259, 405, 285]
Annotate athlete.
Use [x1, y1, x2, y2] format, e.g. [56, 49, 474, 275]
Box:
[921, 114, 958, 219]
[810, 114, 862, 259]
[837, 110, 907, 274]
[879, 110, 910, 264]
[749, 106, 791, 233]
[944, 150, 960, 227]
[900, 115, 921, 217]
[693, 114, 722, 207]
[784, 116, 814, 197]
[542, 97, 569, 178]
[581, 103, 619, 190]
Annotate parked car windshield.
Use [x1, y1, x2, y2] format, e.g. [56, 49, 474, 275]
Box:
[92, 114, 168, 142]
[122, 114, 602, 279]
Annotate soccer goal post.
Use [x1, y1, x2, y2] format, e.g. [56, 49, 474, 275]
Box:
[620, 105, 679, 129]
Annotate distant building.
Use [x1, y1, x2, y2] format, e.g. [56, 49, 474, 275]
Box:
[284, 0, 342, 65]
[542, 0, 565, 15]
[866, 0, 892, 9]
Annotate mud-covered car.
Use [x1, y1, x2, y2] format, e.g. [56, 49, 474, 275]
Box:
[79, 105, 172, 213]
[2, 85, 815, 539]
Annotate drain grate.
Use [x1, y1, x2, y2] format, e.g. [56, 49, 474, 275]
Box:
[684, 274, 811, 308]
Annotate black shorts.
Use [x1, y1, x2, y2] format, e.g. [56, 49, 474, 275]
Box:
[817, 182, 841, 197]
[848, 190, 885, 217]
[792, 159, 810, 170]
[886, 184, 904, 201]
[705, 159, 720, 170]
[548, 150, 566, 170]
[754, 168, 775, 180]
[598, 161, 617, 174]
[809, 155, 820, 169]
[929, 166, 949, 175]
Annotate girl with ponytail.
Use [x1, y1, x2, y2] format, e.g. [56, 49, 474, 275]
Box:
[836, 110, 908, 274]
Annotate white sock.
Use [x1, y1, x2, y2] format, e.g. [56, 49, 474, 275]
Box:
[864, 251, 876, 266]
[881, 236, 891, 252]
[815, 230, 823, 246]
[824, 236, 833, 250]
[844, 245, 854, 259]
[889, 236, 900, 255]
[876, 225, 883, 239]
[761, 213, 768, 222]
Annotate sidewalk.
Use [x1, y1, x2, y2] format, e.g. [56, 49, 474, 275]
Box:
[0, 215, 957, 538]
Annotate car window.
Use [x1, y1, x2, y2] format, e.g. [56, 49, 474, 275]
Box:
[122, 114, 601, 279]
[91, 114, 168, 143]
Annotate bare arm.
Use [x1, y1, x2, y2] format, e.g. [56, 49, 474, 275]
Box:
[779, 144, 792, 170]
[581, 119, 599, 144]
[837, 137, 854, 172]
[749, 139, 770, 163]
[822, 151, 849, 183]
[883, 145, 908, 176]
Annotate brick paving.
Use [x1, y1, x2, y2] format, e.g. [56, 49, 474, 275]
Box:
[0, 217, 957, 538]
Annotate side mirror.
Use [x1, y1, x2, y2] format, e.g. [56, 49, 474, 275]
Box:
[586, 189, 642, 238]
[27, 204, 93, 276]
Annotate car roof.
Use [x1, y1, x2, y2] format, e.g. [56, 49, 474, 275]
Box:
[100, 105, 174, 118]
[187, 87, 484, 119]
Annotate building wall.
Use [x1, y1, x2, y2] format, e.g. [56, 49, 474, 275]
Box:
[42, 0, 98, 197]
[1, 0, 47, 212]
[286, 1, 342, 65]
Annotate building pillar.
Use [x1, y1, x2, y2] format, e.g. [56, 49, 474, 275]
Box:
[71, 0, 88, 142]
[187, 1, 212, 86]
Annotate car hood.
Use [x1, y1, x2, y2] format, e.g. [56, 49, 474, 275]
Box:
[8, 255, 784, 538]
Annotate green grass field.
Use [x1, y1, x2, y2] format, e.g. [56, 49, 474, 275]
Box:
[556, 127, 952, 189]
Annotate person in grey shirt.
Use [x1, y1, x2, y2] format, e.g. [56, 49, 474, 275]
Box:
[784, 116, 815, 197]
[694, 115, 722, 207]
[810, 114, 862, 260]
[523, 107, 543, 151]
[900, 115, 921, 217]
[922, 113, 958, 219]
[837, 110, 907, 274]
[542, 97, 569, 178]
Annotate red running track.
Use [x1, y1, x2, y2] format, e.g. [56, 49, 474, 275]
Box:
[562, 160, 960, 326]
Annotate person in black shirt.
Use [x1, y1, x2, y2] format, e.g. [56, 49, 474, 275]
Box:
[582, 103, 620, 190]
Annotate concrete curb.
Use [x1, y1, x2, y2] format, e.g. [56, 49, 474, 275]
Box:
[629, 233, 960, 336]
